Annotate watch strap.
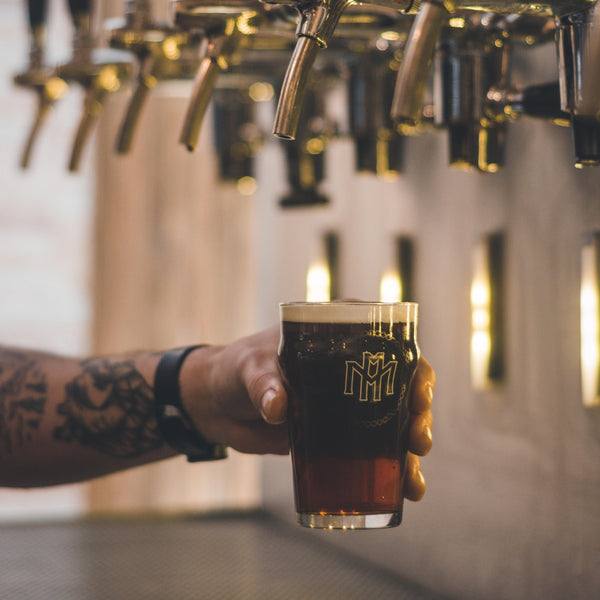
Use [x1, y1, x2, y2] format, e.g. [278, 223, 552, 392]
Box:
[154, 345, 228, 462]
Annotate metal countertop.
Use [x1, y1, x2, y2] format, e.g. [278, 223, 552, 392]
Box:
[1, 511, 445, 600]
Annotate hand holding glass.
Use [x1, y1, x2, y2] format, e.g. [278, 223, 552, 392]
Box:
[278, 301, 419, 530]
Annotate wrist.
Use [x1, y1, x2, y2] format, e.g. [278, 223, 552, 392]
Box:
[154, 345, 227, 462]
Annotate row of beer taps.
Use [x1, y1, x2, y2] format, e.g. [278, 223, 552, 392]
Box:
[13, 0, 600, 199]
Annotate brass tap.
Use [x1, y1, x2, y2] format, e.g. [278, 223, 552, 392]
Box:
[432, 14, 562, 172]
[279, 73, 336, 206]
[391, 0, 595, 130]
[107, 0, 200, 154]
[486, 82, 570, 126]
[347, 48, 406, 177]
[13, 0, 68, 168]
[57, 0, 131, 172]
[266, 0, 419, 140]
[212, 86, 265, 182]
[172, 0, 267, 152]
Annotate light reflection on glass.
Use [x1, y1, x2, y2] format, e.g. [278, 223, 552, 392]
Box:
[581, 241, 600, 407]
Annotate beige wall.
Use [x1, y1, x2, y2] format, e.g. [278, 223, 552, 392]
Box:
[89, 81, 262, 514]
[259, 43, 600, 600]
[0, 0, 93, 521]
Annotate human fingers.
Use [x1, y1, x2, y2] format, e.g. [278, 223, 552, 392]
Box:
[235, 327, 288, 425]
[403, 453, 426, 502]
[410, 356, 435, 414]
[224, 419, 289, 455]
[408, 409, 433, 456]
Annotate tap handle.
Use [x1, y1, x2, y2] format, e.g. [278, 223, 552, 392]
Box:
[519, 82, 568, 122]
[25, 0, 48, 68]
[68, 0, 92, 24]
[67, 0, 93, 44]
[27, 0, 47, 30]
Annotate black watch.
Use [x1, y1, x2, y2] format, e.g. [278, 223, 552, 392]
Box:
[154, 345, 228, 462]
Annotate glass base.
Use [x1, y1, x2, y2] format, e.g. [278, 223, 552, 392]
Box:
[296, 512, 401, 530]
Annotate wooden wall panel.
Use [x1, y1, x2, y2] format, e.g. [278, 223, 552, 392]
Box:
[88, 85, 261, 514]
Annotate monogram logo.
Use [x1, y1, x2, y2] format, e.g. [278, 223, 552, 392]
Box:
[344, 351, 398, 403]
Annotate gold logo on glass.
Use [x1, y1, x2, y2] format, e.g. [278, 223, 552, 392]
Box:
[344, 352, 398, 402]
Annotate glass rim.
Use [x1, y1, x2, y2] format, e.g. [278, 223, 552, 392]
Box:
[279, 301, 418, 323]
[279, 301, 418, 307]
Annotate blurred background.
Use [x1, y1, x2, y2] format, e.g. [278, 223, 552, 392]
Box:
[1, 0, 599, 598]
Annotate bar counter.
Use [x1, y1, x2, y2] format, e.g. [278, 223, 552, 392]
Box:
[1, 511, 446, 599]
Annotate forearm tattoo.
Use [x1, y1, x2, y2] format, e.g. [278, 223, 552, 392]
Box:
[0, 350, 47, 455]
[54, 358, 163, 458]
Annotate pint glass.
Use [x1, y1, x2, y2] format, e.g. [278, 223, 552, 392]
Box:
[278, 301, 419, 530]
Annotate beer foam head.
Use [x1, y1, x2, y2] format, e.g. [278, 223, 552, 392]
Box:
[279, 301, 418, 324]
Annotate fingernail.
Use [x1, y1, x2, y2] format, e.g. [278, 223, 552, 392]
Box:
[423, 425, 432, 444]
[261, 389, 277, 419]
[425, 383, 434, 403]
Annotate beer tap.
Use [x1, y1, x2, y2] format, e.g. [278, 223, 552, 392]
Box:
[172, 0, 268, 152]
[557, 5, 600, 167]
[279, 75, 336, 207]
[212, 85, 264, 182]
[107, 0, 201, 154]
[14, 0, 68, 168]
[56, 0, 131, 172]
[263, 0, 420, 141]
[390, 0, 595, 133]
[434, 14, 566, 171]
[485, 18, 569, 125]
[487, 82, 570, 125]
[347, 47, 405, 177]
[433, 14, 512, 172]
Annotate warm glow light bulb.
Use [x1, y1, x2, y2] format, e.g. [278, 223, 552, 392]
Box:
[470, 243, 492, 389]
[580, 243, 600, 406]
[306, 262, 330, 302]
[380, 271, 402, 302]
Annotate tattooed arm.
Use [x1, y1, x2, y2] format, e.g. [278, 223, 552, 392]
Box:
[0, 330, 290, 488]
[0, 327, 434, 494]
[0, 347, 170, 486]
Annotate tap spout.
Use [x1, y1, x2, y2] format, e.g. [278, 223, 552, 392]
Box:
[176, 6, 255, 153]
[179, 49, 223, 151]
[14, 0, 68, 168]
[68, 85, 109, 172]
[115, 53, 158, 154]
[391, 0, 447, 127]
[19, 78, 68, 168]
[20, 97, 52, 169]
[272, 0, 352, 140]
[62, 51, 130, 172]
[273, 34, 320, 139]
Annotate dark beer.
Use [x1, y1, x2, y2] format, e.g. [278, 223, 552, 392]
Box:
[278, 302, 419, 528]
